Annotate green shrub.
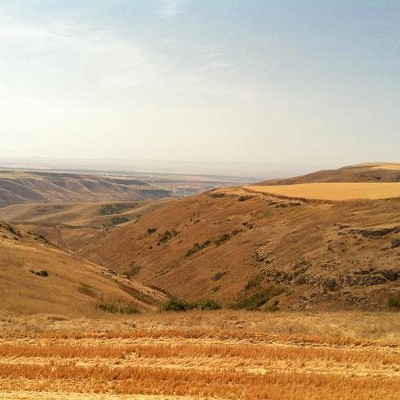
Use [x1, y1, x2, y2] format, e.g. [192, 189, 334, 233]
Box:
[100, 203, 134, 216]
[77, 283, 96, 298]
[196, 299, 221, 310]
[214, 233, 231, 246]
[158, 229, 178, 245]
[162, 298, 221, 311]
[110, 217, 130, 226]
[162, 298, 193, 312]
[244, 274, 263, 291]
[231, 286, 284, 311]
[96, 302, 140, 314]
[212, 271, 227, 281]
[388, 293, 400, 308]
[185, 241, 211, 257]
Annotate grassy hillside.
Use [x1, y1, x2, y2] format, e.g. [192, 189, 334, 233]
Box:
[0, 221, 167, 316]
[258, 163, 400, 185]
[2, 163, 400, 312]
[77, 187, 400, 311]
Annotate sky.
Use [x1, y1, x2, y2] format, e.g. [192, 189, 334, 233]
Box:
[0, 0, 399, 171]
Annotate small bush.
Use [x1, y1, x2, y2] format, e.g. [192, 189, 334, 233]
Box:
[77, 283, 96, 298]
[215, 233, 231, 246]
[212, 271, 227, 281]
[162, 298, 221, 311]
[147, 227, 157, 234]
[158, 229, 178, 245]
[185, 241, 211, 257]
[321, 278, 338, 292]
[244, 274, 263, 291]
[231, 286, 284, 311]
[388, 293, 400, 308]
[162, 298, 193, 312]
[96, 302, 140, 314]
[196, 299, 221, 310]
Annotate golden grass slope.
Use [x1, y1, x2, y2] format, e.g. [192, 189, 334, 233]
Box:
[259, 162, 400, 185]
[79, 188, 400, 311]
[0, 222, 167, 316]
[247, 182, 400, 201]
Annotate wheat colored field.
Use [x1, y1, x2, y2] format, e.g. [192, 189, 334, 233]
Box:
[247, 182, 400, 201]
[1, 311, 400, 399]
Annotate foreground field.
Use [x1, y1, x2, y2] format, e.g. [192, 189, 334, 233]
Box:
[247, 182, 400, 201]
[1, 311, 399, 399]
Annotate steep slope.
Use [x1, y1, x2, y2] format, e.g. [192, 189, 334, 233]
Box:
[0, 170, 171, 207]
[0, 221, 167, 316]
[258, 163, 400, 185]
[80, 188, 400, 311]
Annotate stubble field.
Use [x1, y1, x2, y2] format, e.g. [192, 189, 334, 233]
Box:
[247, 182, 400, 201]
[1, 311, 399, 399]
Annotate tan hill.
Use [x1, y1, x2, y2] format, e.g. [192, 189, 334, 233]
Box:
[2, 163, 400, 312]
[0, 170, 171, 207]
[0, 200, 168, 252]
[0, 221, 167, 316]
[258, 163, 400, 185]
[73, 186, 400, 312]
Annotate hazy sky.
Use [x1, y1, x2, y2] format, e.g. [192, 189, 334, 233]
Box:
[0, 1, 399, 168]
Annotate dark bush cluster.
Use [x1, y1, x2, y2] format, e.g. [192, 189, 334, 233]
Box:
[96, 302, 140, 314]
[162, 298, 221, 312]
[230, 286, 284, 311]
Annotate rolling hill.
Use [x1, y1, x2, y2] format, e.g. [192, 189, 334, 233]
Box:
[2, 163, 400, 312]
[0, 170, 171, 207]
[0, 200, 168, 252]
[258, 163, 400, 185]
[75, 187, 400, 311]
[0, 221, 167, 316]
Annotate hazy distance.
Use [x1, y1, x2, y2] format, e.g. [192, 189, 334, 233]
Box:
[0, 1, 399, 172]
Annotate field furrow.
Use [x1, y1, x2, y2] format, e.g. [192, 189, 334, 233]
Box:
[1, 330, 399, 399]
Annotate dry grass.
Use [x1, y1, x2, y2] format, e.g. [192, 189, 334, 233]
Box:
[247, 183, 400, 201]
[369, 163, 400, 171]
[0, 322, 399, 399]
[1, 312, 400, 399]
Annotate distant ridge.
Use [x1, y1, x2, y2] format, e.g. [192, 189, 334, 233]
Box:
[0, 170, 171, 207]
[256, 163, 400, 186]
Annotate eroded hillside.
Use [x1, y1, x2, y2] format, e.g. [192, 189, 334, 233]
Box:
[77, 188, 400, 311]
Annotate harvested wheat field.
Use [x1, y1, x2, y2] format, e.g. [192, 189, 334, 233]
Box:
[0, 312, 400, 400]
[247, 182, 400, 201]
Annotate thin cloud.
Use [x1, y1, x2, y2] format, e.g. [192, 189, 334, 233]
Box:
[159, 0, 183, 18]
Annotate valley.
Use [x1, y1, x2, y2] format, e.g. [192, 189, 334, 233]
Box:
[1, 163, 400, 399]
